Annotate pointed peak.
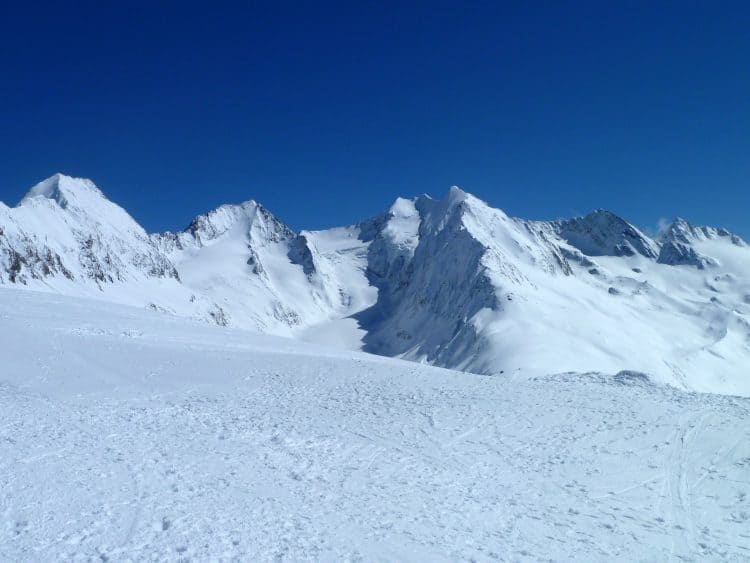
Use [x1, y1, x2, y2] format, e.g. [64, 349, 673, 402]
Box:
[658, 217, 745, 246]
[557, 209, 659, 259]
[207, 199, 261, 216]
[184, 198, 293, 242]
[657, 216, 688, 232]
[446, 185, 468, 202]
[413, 186, 474, 209]
[569, 209, 654, 239]
[13, 174, 146, 236]
[19, 174, 105, 209]
[580, 208, 629, 224]
[672, 217, 690, 227]
[411, 186, 486, 234]
[417, 186, 472, 209]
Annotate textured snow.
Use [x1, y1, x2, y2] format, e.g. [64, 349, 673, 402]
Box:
[1, 289, 749, 560]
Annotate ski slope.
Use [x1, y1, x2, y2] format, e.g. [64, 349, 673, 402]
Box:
[1, 289, 749, 560]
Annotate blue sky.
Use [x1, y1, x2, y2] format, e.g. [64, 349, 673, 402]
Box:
[1, 2, 749, 236]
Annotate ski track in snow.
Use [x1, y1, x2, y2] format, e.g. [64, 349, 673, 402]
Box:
[1, 291, 750, 561]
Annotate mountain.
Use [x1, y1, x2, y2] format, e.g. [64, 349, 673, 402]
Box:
[2, 174, 749, 395]
[657, 217, 747, 269]
[1, 174, 177, 285]
[554, 209, 660, 258]
[153, 200, 374, 333]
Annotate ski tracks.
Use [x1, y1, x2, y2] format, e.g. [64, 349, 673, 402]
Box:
[659, 411, 709, 559]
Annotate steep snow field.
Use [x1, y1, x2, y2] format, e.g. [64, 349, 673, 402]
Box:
[2, 289, 749, 560]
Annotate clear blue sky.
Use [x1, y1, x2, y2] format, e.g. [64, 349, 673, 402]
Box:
[1, 1, 749, 236]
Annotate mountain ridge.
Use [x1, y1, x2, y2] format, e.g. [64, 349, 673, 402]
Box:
[7, 174, 744, 253]
[2, 174, 749, 395]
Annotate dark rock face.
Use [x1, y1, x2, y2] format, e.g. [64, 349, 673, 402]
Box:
[1, 238, 73, 285]
[287, 235, 316, 276]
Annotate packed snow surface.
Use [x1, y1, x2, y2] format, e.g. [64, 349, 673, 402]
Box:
[1, 289, 749, 560]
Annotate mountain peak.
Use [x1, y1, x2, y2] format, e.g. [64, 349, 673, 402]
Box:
[556, 209, 660, 258]
[446, 185, 468, 203]
[658, 217, 746, 247]
[182, 198, 294, 245]
[15, 174, 147, 239]
[19, 174, 105, 209]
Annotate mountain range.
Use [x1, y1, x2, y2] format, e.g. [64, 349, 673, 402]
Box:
[2, 173, 749, 395]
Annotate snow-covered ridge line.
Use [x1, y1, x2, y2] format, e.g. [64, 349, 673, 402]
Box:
[2, 173, 749, 395]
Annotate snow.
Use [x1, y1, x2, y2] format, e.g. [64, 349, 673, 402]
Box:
[3, 174, 750, 397]
[556, 209, 660, 258]
[21, 173, 98, 207]
[355, 189, 750, 395]
[18, 174, 146, 238]
[1, 288, 749, 560]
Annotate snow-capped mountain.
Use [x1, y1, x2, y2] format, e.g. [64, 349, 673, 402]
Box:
[152, 199, 374, 332]
[656, 217, 747, 269]
[357, 189, 750, 395]
[0, 174, 178, 285]
[2, 174, 749, 395]
[0, 175, 372, 333]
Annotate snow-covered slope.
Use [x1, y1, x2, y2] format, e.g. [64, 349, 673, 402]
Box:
[2, 174, 749, 395]
[154, 201, 374, 334]
[1, 289, 749, 560]
[357, 188, 750, 396]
